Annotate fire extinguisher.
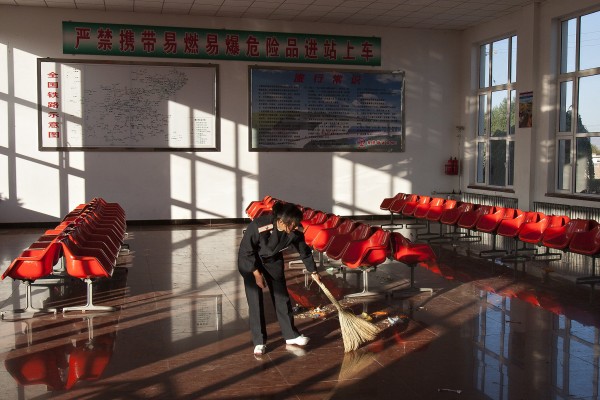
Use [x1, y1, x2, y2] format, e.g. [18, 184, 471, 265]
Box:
[445, 157, 454, 175]
[445, 157, 459, 175]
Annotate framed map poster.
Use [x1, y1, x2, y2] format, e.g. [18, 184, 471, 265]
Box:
[38, 58, 219, 151]
[249, 66, 404, 152]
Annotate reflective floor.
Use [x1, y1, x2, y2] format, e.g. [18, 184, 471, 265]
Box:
[0, 223, 599, 400]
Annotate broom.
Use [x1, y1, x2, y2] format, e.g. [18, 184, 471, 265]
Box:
[315, 280, 381, 352]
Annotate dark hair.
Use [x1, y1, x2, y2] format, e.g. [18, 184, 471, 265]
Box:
[272, 202, 302, 227]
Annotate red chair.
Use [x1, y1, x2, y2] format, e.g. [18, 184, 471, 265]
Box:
[339, 228, 391, 298]
[247, 198, 279, 220]
[519, 214, 569, 245]
[540, 218, 597, 261]
[383, 194, 419, 228]
[402, 196, 431, 222]
[1, 239, 63, 317]
[476, 208, 521, 258]
[389, 232, 436, 296]
[303, 214, 343, 247]
[300, 211, 329, 230]
[245, 195, 272, 218]
[325, 223, 374, 261]
[496, 211, 545, 261]
[413, 197, 445, 239]
[438, 201, 474, 241]
[300, 206, 316, 221]
[380, 193, 406, 227]
[424, 199, 458, 242]
[519, 215, 570, 260]
[289, 214, 341, 270]
[59, 236, 116, 313]
[311, 218, 358, 254]
[456, 204, 495, 242]
[569, 224, 600, 286]
[300, 218, 359, 272]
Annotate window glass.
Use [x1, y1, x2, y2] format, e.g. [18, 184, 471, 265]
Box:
[559, 81, 573, 132]
[480, 44, 490, 88]
[508, 141, 514, 186]
[492, 38, 509, 86]
[579, 11, 600, 71]
[509, 90, 516, 135]
[510, 36, 517, 83]
[489, 140, 507, 186]
[575, 137, 600, 194]
[477, 142, 486, 183]
[561, 18, 577, 74]
[577, 75, 600, 133]
[491, 90, 508, 137]
[478, 94, 488, 136]
[557, 139, 572, 191]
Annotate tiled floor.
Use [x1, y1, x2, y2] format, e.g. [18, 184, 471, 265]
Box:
[0, 223, 599, 400]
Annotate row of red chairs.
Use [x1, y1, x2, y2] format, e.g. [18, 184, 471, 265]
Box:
[1, 198, 127, 317]
[245, 197, 437, 298]
[380, 193, 600, 286]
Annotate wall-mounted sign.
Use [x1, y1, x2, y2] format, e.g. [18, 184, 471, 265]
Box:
[249, 66, 404, 152]
[63, 21, 381, 66]
[39, 58, 219, 151]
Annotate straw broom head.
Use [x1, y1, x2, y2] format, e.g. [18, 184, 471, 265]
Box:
[315, 280, 381, 352]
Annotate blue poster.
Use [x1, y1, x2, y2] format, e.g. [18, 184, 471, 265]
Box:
[249, 67, 404, 152]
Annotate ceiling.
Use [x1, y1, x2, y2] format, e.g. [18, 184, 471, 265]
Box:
[1, 0, 542, 30]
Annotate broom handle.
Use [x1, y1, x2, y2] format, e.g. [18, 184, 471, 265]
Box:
[315, 279, 344, 311]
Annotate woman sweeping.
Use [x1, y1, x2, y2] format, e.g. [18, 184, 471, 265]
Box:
[238, 202, 321, 356]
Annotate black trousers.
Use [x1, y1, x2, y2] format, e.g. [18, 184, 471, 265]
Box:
[243, 262, 299, 346]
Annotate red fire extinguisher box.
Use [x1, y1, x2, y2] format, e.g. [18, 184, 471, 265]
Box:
[445, 158, 458, 175]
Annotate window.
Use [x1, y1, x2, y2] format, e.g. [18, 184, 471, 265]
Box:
[475, 36, 517, 188]
[556, 10, 600, 195]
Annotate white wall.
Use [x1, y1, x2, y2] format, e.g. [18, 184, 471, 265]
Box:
[459, 0, 600, 211]
[0, 6, 460, 223]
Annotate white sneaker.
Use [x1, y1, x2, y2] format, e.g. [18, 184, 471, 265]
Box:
[253, 344, 266, 355]
[285, 335, 309, 346]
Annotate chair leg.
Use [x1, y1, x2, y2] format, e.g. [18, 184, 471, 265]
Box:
[62, 279, 116, 313]
[381, 212, 403, 229]
[479, 234, 508, 259]
[502, 238, 535, 262]
[417, 221, 439, 240]
[1, 280, 57, 319]
[344, 267, 382, 298]
[428, 223, 453, 243]
[389, 264, 433, 297]
[405, 217, 427, 229]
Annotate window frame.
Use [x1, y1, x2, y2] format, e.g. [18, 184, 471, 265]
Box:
[555, 9, 600, 196]
[474, 35, 518, 189]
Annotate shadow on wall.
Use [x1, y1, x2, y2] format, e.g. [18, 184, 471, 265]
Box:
[0, 197, 60, 225]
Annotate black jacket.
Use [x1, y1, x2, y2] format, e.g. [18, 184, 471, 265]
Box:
[238, 214, 317, 278]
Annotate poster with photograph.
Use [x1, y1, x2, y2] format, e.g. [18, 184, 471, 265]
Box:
[249, 67, 404, 152]
[519, 91, 533, 128]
